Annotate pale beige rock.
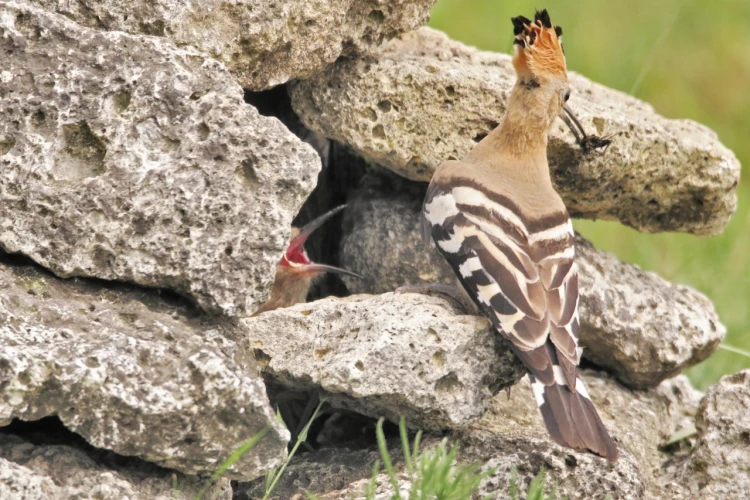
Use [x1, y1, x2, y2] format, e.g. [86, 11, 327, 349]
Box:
[243, 371, 689, 500]
[0, 1, 320, 317]
[663, 370, 750, 499]
[0, 259, 289, 480]
[576, 238, 724, 388]
[339, 174, 725, 388]
[238, 292, 525, 430]
[26, 0, 436, 90]
[0, 434, 232, 500]
[290, 27, 740, 235]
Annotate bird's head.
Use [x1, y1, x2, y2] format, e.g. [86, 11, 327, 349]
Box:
[511, 10, 570, 128]
[280, 205, 362, 279]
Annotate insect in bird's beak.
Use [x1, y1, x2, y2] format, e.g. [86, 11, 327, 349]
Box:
[286, 205, 363, 279]
[560, 105, 614, 154]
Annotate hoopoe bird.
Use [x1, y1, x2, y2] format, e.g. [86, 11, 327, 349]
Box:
[421, 10, 618, 461]
[253, 205, 361, 315]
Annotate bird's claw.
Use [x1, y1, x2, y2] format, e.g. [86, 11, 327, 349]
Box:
[395, 283, 478, 315]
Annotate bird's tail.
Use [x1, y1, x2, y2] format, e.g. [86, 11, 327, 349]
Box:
[529, 373, 619, 462]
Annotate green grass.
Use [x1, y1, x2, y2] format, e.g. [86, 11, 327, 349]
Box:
[194, 425, 271, 500]
[360, 417, 493, 500]
[430, 0, 750, 390]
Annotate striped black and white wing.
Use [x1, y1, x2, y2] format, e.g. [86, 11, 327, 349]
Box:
[423, 178, 618, 461]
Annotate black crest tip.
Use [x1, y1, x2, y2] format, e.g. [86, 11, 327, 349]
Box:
[555, 26, 563, 38]
[535, 9, 552, 29]
[511, 15, 532, 35]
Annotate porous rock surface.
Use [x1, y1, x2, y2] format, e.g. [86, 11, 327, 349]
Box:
[27, 0, 437, 90]
[0, 433, 232, 500]
[242, 371, 695, 500]
[238, 292, 526, 430]
[0, 258, 289, 479]
[576, 238, 724, 388]
[662, 370, 750, 499]
[291, 27, 740, 236]
[339, 173, 725, 388]
[0, 1, 320, 317]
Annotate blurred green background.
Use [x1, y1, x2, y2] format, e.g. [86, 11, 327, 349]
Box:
[430, 0, 748, 390]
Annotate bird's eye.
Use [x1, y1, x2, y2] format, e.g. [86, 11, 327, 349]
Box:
[564, 90, 571, 102]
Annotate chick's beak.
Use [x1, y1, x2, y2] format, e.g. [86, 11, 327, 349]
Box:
[300, 263, 363, 279]
[287, 205, 362, 279]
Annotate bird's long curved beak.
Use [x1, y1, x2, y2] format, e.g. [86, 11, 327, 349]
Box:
[299, 263, 363, 279]
[559, 105, 613, 153]
[560, 105, 587, 143]
[287, 205, 347, 257]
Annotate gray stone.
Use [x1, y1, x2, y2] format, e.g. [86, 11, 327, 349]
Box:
[576, 238, 724, 388]
[243, 371, 689, 499]
[290, 27, 740, 236]
[655, 375, 703, 435]
[0, 434, 232, 500]
[238, 445, 387, 500]
[27, 0, 437, 90]
[663, 370, 750, 499]
[238, 292, 525, 431]
[0, 259, 289, 479]
[0, 1, 320, 317]
[339, 174, 725, 388]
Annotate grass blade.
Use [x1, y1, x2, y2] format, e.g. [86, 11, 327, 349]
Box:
[262, 398, 326, 500]
[376, 417, 402, 500]
[194, 425, 270, 500]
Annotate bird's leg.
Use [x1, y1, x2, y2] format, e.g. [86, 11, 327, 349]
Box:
[395, 282, 479, 315]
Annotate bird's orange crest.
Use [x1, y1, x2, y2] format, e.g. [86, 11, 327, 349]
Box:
[511, 10, 567, 81]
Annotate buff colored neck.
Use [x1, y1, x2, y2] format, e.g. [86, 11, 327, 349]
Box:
[468, 81, 555, 187]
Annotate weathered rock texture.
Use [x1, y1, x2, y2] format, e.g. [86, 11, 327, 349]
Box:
[0, 1, 320, 317]
[339, 173, 725, 388]
[290, 27, 740, 236]
[243, 371, 695, 500]
[576, 238, 724, 388]
[0, 432, 232, 500]
[239, 292, 525, 430]
[27, 0, 437, 90]
[663, 370, 750, 499]
[0, 258, 289, 479]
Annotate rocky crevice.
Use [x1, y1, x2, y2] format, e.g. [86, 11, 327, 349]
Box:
[0, 1, 745, 499]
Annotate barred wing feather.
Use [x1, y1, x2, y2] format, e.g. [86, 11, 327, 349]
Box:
[423, 178, 618, 461]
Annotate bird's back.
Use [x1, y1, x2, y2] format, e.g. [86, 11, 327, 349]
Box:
[423, 156, 619, 461]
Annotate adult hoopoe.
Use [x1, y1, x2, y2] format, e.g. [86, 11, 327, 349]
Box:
[421, 10, 618, 461]
[253, 205, 361, 315]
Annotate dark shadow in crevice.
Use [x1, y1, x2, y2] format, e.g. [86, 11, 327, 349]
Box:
[243, 85, 370, 302]
[234, 380, 405, 500]
[0, 247, 205, 321]
[0, 416, 187, 479]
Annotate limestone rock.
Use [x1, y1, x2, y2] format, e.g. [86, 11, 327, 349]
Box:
[243, 371, 686, 499]
[0, 433, 231, 500]
[576, 238, 724, 388]
[0, 1, 320, 317]
[665, 370, 750, 499]
[290, 27, 740, 236]
[339, 174, 725, 388]
[27, 0, 437, 90]
[0, 258, 289, 479]
[238, 292, 525, 430]
[237, 445, 386, 500]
